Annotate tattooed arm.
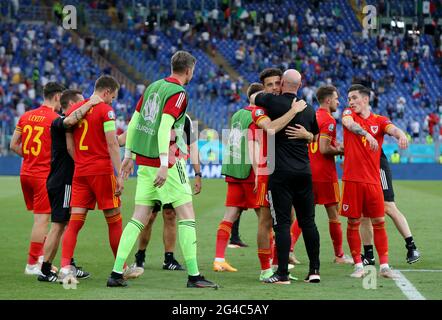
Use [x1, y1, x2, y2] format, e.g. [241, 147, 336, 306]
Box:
[342, 115, 378, 151]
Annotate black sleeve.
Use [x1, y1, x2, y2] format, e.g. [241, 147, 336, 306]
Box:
[184, 115, 197, 146]
[310, 107, 319, 135]
[255, 92, 272, 109]
[51, 117, 65, 131]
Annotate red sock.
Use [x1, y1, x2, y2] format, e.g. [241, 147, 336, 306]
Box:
[329, 220, 344, 257]
[347, 220, 362, 264]
[373, 221, 389, 265]
[215, 220, 233, 259]
[257, 248, 272, 270]
[28, 242, 44, 265]
[290, 219, 302, 252]
[61, 214, 86, 268]
[106, 213, 123, 258]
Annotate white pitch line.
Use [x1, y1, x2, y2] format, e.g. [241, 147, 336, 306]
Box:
[399, 269, 442, 273]
[394, 270, 426, 300]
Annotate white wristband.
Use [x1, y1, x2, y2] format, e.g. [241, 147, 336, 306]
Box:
[160, 154, 168, 167]
[124, 149, 132, 159]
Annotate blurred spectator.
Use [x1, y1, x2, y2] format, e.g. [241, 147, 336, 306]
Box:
[410, 119, 421, 142]
[396, 96, 406, 119]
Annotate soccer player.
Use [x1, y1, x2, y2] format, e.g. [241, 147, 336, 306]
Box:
[340, 84, 408, 279]
[124, 114, 202, 278]
[59, 75, 124, 282]
[287, 85, 353, 264]
[107, 51, 217, 288]
[251, 69, 308, 280]
[250, 70, 321, 284]
[37, 90, 103, 282]
[10, 82, 64, 275]
[360, 149, 420, 265]
[212, 83, 264, 273]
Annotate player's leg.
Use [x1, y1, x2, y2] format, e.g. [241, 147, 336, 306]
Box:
[264, 171, 293, 284]
[229, 211, 248, 248]
[384, 201, 420, 263]
[326, 204, 353, 264]
[213, 181, 244, 272]
[366, 184, 396, 279]
[213, 206, 241, 271]
[360, 217, 376, 265]
[257, 206, 273, 280]
[22, 176, 51, 275]
[292, 174, 320, 283]
[340, 181, 365, 277]
[162, 206, 184, 270]
[289, 211, 302, 265]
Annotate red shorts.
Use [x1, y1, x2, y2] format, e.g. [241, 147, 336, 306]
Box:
[71, 174, 120, 210]
[256, 175, 270, 208]
[225, 182, 259, 209]
[20, 175, 51, 214]
[339, 181, 384, 219]
[313, 181, 340, 206]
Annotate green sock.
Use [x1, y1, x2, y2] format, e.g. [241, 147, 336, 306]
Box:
[112, 218, 144, 273]
[178, 219, 199, 276]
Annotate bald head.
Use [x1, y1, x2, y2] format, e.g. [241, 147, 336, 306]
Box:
[281, 69, 302, 93]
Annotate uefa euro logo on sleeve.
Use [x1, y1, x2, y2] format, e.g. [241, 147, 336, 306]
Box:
[362, 266, 377, 290]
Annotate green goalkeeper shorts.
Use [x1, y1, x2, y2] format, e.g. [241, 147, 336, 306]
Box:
[134, 158, 192, 208]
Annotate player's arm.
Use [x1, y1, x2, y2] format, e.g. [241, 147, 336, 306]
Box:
[255, 99, 308, 135]
[318, 135, 342, 155]
[190, 141, 202, 194]
[342, 112, 378, 151]
[385, 124, 408, 150]
[118, 131, 127, 147]
[63, 95, 103, 128]
[104, 120, 123, 195]
[65, 131, 75, 159]
[154, 114, 175, 188]
[9, 129, 23, 157]
[120, 111, 141, 180]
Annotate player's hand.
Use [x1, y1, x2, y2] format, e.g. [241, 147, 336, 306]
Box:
[285, 124, 311, 140]
[335, 142, 344, 154]
[115, 176, 124, 196]
[398, 135, 408, 150]
[154, 166, 168, 188]
[365, 133, 378, 151]
[194, 176, 202, 195]
[89, 94, 103, 105]
[291, 99, 307, 114]
[120, 158, 134, 180]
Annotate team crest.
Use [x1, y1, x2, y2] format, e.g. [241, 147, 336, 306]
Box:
[143, 92, 160, 123]
[370, 126, 379, 134]
[255, 109, 264, 117]
[343, 204, 349, 211]
[229, 122, 243, 148]
[343, 109, 352, 116]
[328, 123, 335, 132]
[107, 110, 115, 120]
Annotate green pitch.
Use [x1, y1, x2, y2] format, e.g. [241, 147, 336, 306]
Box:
[0, 177, 441, 300]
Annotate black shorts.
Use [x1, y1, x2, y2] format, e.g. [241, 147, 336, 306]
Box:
[47, 184, 72, 223]
[152, 203, 174, 214]
[268, 171, 315, 227]
[380, 154, 395, 202]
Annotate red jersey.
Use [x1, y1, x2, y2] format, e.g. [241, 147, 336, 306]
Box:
[309, 108, 338, 183]
[225, 106, 257, 183]
[66, 99, 116, 177]
[251, 105, 269, 173]
[16, 105, 59, 178]
[342, 108, 393, 185]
